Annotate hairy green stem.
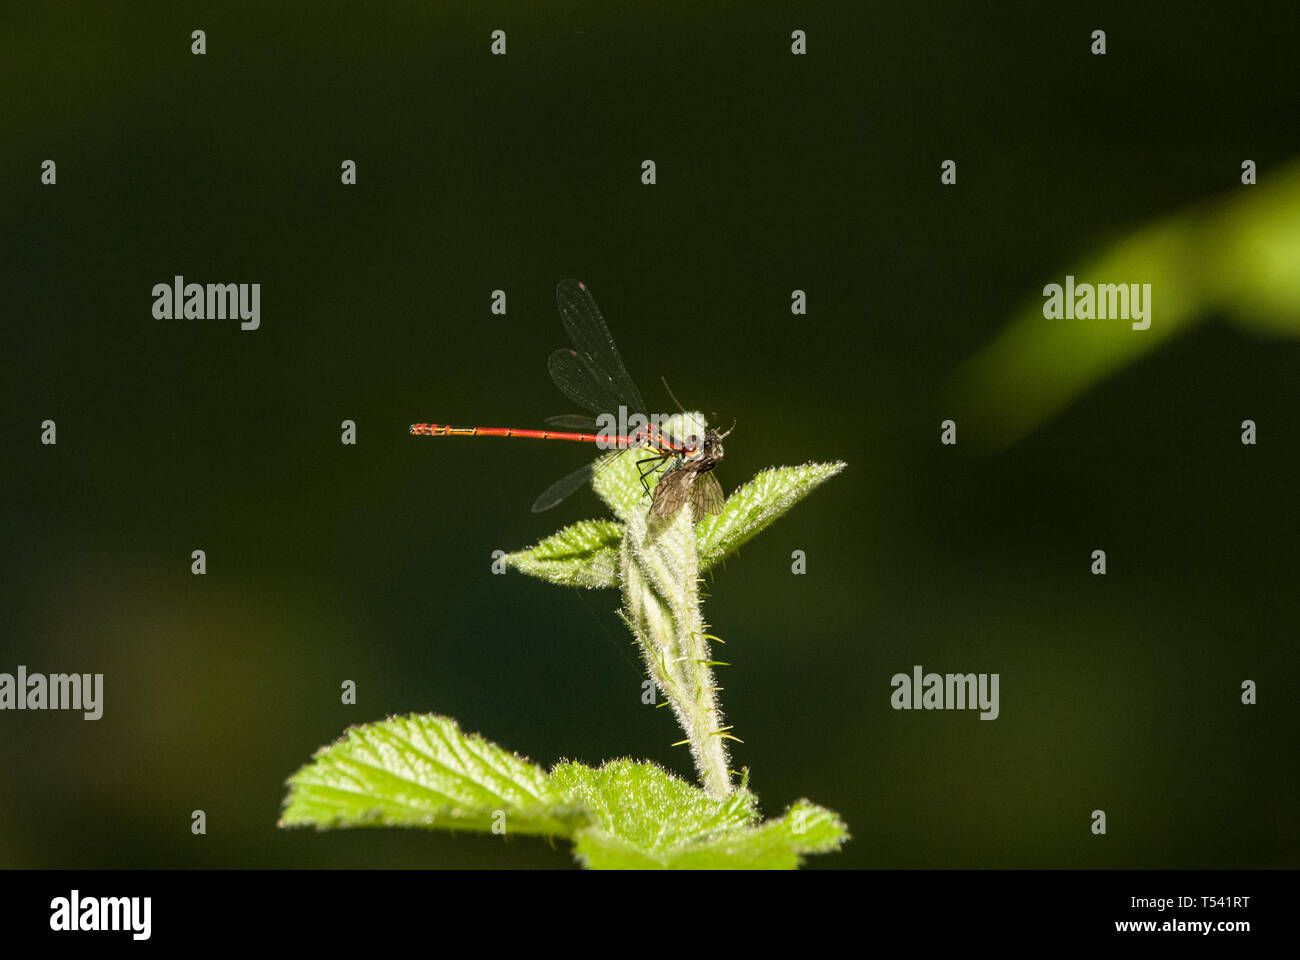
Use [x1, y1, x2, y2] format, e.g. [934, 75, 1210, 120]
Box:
[620, 495, 731, 799]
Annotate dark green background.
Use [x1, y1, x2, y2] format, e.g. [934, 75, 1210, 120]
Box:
[3, 2, 1297, 868]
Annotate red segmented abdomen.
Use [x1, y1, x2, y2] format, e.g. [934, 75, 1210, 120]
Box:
[409, 423, 679, 449]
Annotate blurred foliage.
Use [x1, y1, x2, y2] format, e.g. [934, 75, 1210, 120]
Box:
[947, 159, 1300, 447]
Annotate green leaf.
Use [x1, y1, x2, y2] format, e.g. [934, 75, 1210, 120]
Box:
[553, 760, 849, 869]
[505, 518, 623, 588]
[660, 799, 850, 869]
[552, 760, 755, 864]
[281, 715, 849, 868]
[696, 461, 847, 571]
[279, 714, 583, 837]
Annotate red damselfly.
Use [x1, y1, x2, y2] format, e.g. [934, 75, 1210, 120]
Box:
[410, 280, 730, 521]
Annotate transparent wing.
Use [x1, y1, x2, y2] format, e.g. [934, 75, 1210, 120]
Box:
[544, 413, 599, 428]
[547, 348, 625, 415]
[531, 450, 621, 513]
[553, 279, 648, 417]
[689, 471, 725, 521]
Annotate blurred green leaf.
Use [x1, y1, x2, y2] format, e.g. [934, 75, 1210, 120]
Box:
[947, 158, 1300, 447]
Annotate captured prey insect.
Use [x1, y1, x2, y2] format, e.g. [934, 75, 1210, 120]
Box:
[410, 279, 732, 522]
